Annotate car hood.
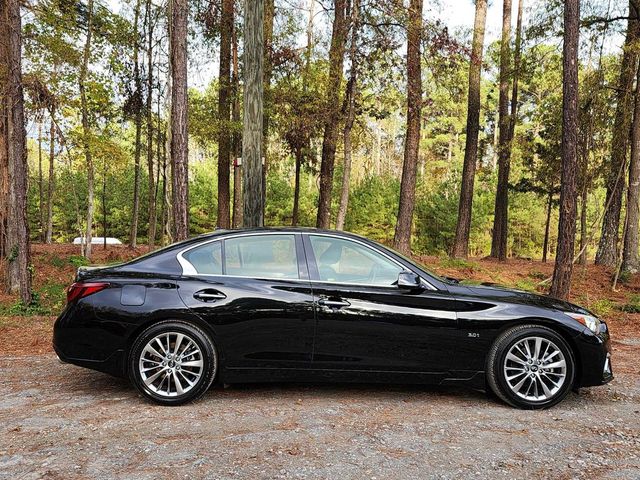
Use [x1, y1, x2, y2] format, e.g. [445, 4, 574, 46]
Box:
[459, 282, 590, 315]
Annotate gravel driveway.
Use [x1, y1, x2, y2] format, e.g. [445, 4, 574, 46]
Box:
[1, 345, 639, 480]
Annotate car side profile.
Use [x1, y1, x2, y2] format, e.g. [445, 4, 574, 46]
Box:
[53, 228, 613, 408]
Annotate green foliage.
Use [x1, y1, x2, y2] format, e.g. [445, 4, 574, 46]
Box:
[620, 295, 640, 314]
[69, 255, 90, 268]
[590, 299, 617, 317]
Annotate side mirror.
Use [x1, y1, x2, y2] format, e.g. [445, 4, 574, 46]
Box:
[397, 271, 422, 290]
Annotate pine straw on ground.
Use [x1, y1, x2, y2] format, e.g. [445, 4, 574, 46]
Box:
[1, 245, 639, 362]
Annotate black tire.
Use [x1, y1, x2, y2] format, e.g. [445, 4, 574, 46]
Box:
[129, 320, 217, 406]
[486, 324, 576, 409]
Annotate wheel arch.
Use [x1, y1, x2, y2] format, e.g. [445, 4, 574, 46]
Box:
[491, 317, 582, 387]
[125, 314, 225, 376]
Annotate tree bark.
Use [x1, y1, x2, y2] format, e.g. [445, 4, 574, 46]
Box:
[79, 0, 95, 259]
[3, 0, 32, 303]
[336, 0, 361, 231]
[242, 0, 264, 227]
[46, 110, 55, 243]
[490, 0, 512, 261]
[393, 0, 423, 255]
[316, 0, 348, 229]
[542, 190, 553, 263]
[217, 0, 233, 229]
[0, 9, 6, 260]
[146, 0, 156, 249]
[262, 0, 274, 219]
[170, 0, 189, 241]
[231, 22, 242, 228]
[550, 0, 580, 300]
[622, 64, 640, 273]
[451, 0, 488, 258]
[595, 1, 639, 266]
[129, 0, 143, 248]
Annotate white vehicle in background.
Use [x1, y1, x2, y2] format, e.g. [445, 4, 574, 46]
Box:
[73, 237, 123, 245]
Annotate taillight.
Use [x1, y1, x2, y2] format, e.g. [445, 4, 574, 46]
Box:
[66, 282, 110, 303]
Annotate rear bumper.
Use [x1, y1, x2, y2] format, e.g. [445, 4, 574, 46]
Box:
[53, 342, 125, 377]
[53, 304, 127, 378]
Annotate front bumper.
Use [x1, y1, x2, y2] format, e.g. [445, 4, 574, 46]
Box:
[574, 322, 613, 388]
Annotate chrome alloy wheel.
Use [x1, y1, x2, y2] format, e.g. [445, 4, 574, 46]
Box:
[503, 336, 567, 402]
[138, 331, 208, 397]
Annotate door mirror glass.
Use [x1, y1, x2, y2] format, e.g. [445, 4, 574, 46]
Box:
[397, 271, 421, 289]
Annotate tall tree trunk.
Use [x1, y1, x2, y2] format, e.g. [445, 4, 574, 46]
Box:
[393, 0, 423, 255]
[336, 0, 361, 231]
[3, 0, 32, 303]
[508, 0, 524, 142]
[452, 0, 488, 258]
[217, 0, 233, 228]
[46, 110, 55, 243]
[170, 0, 189, 241]
[542, 190, 553, 263]
[579, 182, 588, 265]
[550, 0, 580, 300]
[596, 1, 639, 266]
[262, 0, 274, 219]
[292, 147, 302, 226]
[0, 9, 6, 260]
[231, 22, 242, 228]
[243, 0, 264, 227]
[316, 0, 348, 229]
[129, 0, 143, 248]
[102, 156, 107, 249]
[79, 0, 95, 260]
[146, 0, 156, 249]
[622, 65, 640, 273]
[490, 0, 512, 261]
[38, 120, 44, 241]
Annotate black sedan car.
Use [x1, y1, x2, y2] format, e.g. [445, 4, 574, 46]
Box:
[53, 228, 613, 408]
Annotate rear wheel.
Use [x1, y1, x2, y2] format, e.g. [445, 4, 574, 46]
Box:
[129, 320, 217, 405]
[487, 324, 575, 409]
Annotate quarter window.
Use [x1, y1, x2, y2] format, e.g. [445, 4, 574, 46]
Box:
[183, 241, 222, 275]
[309, 235, 403, 286]
[224, 234, 299, 279]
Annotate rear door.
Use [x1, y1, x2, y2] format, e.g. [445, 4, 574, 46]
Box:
[177, 233, 316, 370]
[304, 234, 458, 373]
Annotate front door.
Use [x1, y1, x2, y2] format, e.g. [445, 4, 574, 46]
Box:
[304, 234, 458, 373]
[177, 233, 315, 370]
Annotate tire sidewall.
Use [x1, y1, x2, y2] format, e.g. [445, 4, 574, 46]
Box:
[493, 326, 575, 409]
[129, 321, 217, 406]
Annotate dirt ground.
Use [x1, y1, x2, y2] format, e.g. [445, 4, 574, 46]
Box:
[1, 246, 640, 479]
[1, 350, 639, 479]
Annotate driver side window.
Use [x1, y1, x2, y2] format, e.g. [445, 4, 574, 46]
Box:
[309, 235, 403, 286]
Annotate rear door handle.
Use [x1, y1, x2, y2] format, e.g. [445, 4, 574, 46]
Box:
[318, 298, 351, 309]
[193, 290, 227, 302]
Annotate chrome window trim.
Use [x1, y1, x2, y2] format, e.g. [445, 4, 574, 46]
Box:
[176, 231, 437, 291]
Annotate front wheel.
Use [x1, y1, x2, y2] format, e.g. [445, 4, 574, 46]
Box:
[129, 320, 217, 405]
[487, 324, 575, 409]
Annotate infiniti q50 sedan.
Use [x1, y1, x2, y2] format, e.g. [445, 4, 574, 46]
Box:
[53, 228, 613, 408]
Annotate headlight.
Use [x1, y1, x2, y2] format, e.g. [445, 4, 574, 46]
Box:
[565, 312, 601, 333]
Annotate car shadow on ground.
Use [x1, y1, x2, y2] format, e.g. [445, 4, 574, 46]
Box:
[53, 361, 612, 410]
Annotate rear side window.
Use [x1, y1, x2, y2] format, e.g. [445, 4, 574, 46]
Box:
[183, 241, 222, 275]
[224, 234, 299, 279]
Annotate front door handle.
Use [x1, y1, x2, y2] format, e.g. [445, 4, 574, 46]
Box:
[318, 298, 351, 309]
[193, 290, 227, 302]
